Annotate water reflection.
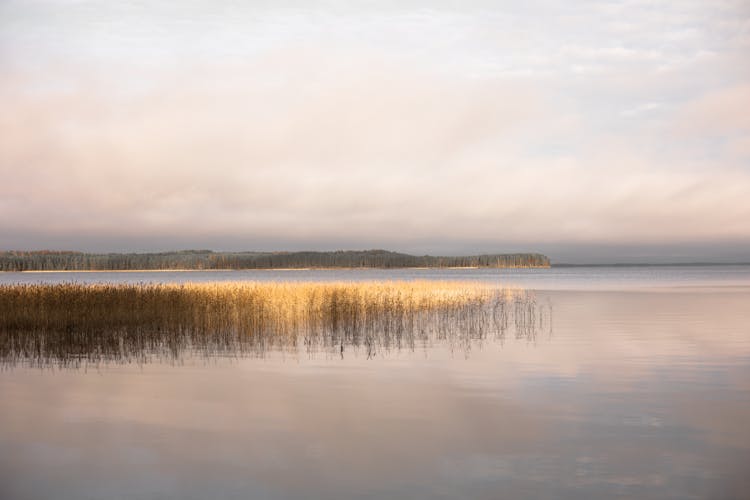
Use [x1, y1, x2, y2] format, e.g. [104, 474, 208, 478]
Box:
[0, 282, 551, 367]
[1, 288, 749, 499]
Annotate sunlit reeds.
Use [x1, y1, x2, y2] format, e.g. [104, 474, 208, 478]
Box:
[0, 281, 550, 367]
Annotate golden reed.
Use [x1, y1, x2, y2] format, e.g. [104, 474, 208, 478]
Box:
[0, 281, 546, 366]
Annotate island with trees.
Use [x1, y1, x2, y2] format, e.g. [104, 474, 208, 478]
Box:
[0, 249, 550, 271]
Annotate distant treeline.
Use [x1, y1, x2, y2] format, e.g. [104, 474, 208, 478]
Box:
[0, 250, 550, 271]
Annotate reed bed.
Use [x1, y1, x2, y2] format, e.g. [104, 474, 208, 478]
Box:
[0, 281, 549, 367]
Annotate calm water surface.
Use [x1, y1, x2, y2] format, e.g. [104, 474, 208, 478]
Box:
[3, 264, 750, 290]
[1, 266, 749, 499]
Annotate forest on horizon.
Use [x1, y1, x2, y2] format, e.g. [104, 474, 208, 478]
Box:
[0, 250, 550, 271]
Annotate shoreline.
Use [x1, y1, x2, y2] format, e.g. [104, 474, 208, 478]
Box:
[7, 265, 551, 273]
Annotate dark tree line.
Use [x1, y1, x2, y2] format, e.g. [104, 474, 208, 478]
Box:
[0, 249, 550, 271]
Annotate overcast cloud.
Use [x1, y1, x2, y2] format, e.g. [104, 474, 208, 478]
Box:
[1, 0, 749, 262]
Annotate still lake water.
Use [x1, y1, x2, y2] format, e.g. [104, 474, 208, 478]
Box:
[2, 266, 750, 499]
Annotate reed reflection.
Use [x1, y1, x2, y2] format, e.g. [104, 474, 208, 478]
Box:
[0, 281, 550, 367]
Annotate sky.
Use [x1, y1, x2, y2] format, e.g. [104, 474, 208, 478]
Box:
[1, 0, 749, 263]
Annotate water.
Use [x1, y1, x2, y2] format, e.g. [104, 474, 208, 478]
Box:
[3, 264, 750, 290]
[2, 266, 750, 499]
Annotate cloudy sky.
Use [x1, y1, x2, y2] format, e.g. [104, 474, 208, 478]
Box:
[1, 1, 749, 262]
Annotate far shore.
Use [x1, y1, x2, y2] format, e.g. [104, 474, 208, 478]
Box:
[13, 266, 489, 273]
[5, 265, 558, 273]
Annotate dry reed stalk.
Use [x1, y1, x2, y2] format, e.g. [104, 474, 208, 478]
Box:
[0, 281, 546, 366]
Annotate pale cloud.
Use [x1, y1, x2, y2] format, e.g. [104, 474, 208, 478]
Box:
[677, 85, 750, 134]
[620, 102, 663, 117]
[1, 1, 750, 261]
[671, 84, 750, 163]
